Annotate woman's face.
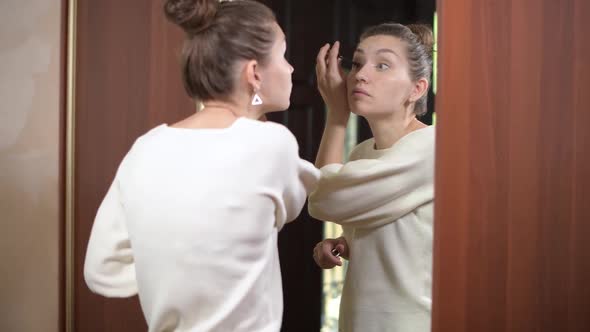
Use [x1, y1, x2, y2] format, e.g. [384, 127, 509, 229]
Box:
[346, 35, 416, 118]
[258, 22, 294, 112]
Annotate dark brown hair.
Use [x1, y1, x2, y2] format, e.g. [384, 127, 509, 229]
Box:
[164, 0, 277, 102]
[360, 23, 435, 116]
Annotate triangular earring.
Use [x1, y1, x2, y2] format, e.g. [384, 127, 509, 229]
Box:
[251, 93, 263, 106]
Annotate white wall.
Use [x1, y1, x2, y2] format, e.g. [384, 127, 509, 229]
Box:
[0, 1, 62, 331]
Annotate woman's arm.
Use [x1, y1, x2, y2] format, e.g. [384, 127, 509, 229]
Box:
[271, 125, 320, 229]
[309, 134, 435, 229]
[84, 176, 138, 297]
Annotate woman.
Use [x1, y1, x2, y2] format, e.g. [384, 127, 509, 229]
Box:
[83, 1, 319, 331]
[309, 23, 435, 332]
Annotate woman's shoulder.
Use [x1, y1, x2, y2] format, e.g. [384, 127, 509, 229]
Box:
[132, 118, 291, 143]
[245, 118, 294, 137]
[391, 126, 435, 154]
[347, 126, 435, 162]
[348, 138, 376, 161]
[410, 125, 435, 141]
[242, 118, 300, 149]
[126, 118, 300, 162]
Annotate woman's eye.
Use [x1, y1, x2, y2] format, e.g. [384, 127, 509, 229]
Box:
[351, 61, 361, 69]
[376, 63, 390, 70]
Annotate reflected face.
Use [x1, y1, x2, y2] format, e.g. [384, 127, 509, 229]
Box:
[346, 35, 415, 118]
[258, 22, 294, 112]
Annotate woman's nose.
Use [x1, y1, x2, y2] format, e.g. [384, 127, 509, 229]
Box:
[354, 65, 369, 83]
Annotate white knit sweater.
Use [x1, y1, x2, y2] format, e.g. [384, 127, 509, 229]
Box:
[309, 126, 435, 332]
[84, 118, 319, 332]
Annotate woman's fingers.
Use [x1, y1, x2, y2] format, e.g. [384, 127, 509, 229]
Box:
[321, 240, 342, 267]
[335, 237, 350, 258]
[313, 239, 346, 268]
[313, 243, 320, 261]
[327, 41, 341, 77]
[316, 43, 330, 79]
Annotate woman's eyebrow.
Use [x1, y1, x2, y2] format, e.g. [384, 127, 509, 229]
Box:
[376, 48, 400, 58]
[354, 48, 400, 59]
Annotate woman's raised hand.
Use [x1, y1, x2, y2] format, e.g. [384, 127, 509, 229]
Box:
[316, 41, 350, 124]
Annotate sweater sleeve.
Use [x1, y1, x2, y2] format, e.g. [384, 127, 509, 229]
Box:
[84, 171, 138, 297]
[308, 134, 434, 229]
[272, 127, 320, 230]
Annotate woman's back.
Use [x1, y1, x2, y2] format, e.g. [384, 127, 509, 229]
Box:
[85, 118, 319, 332]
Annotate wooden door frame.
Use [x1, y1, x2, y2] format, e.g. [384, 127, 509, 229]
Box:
[64, 0, 76, 330]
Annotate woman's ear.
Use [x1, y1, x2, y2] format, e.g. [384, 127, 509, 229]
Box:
[410, 77, 429, 103]
[245, 60, 262, 91]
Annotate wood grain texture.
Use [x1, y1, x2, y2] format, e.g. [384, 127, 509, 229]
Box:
[433, 0, 590, 331]
[73, 1, 193, 331]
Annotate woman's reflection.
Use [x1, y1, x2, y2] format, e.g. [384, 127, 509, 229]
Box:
[310, 22, 436, 332]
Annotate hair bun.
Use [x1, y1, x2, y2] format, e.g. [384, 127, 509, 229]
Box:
[407, 24, 435, 56]
[164, 0, 218, 35]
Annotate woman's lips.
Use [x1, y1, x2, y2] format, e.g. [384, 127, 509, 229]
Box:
[351, 87, 370, 97]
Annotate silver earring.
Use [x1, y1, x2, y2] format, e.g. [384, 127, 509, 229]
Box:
[251, 93, 263, 106]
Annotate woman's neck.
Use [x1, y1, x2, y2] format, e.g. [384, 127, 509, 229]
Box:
[202, 100, 247, 117]
[172, 98, 260, 129]
[367, 112, 426, 150]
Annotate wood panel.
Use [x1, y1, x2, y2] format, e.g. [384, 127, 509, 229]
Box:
[73, 1, 194, 331]
[432, 0, 590, 331]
